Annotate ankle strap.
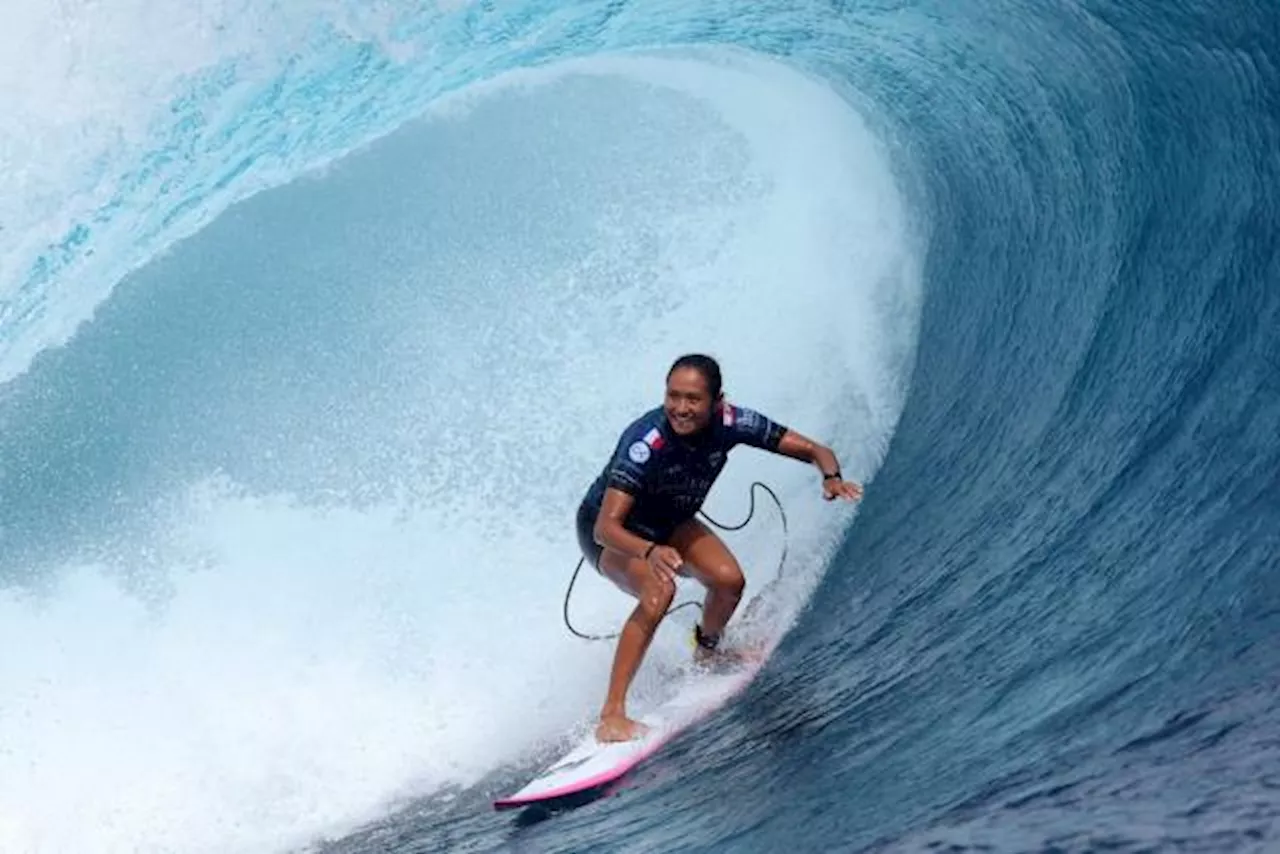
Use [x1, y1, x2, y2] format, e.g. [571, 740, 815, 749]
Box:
[693, 624, 720, 651]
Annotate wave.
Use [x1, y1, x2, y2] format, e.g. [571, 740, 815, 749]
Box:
[0, 46, 920, 853]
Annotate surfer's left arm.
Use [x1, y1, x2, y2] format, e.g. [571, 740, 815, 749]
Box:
[725, 403, 862, 501]
[774, 430, 863, 502]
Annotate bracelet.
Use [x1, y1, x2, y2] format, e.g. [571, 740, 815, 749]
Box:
[643, 542, 656, 559]
[822, 470, 842, 481]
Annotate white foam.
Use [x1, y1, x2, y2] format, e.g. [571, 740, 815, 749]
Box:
[0, 49, 921, 854]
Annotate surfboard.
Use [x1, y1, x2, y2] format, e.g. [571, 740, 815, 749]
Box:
[492, 653, 766, 812]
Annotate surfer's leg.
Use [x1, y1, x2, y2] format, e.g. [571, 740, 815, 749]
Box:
[669, 518, 745, 644]
[595, 548, 676, 741]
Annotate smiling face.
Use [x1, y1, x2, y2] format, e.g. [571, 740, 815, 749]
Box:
[664, 366, 718, 436]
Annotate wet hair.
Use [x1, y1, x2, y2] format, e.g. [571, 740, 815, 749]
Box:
[667, 353, 723, 400]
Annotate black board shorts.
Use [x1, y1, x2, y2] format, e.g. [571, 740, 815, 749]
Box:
[576, 501, 605, 572]
[576, 501, 681, 573]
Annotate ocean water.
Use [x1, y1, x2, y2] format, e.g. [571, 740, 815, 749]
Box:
[1, 1, 1277, 852]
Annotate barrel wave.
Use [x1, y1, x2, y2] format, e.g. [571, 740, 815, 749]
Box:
[1, 1, 1277, 853]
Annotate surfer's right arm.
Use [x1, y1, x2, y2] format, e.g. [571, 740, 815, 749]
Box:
[595, 488, 683, 580]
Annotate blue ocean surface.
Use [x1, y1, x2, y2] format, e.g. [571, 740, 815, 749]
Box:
[1, 1, 1277, 852]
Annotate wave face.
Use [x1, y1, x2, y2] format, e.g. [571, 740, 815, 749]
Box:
[2, 1, 1278, 852]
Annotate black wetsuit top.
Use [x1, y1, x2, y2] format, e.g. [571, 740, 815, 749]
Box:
[580, 404, 787, 542]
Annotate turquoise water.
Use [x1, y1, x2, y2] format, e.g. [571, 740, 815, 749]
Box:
[2, 2, 1277, 852]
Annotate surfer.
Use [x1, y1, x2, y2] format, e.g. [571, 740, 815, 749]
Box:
[576, 353, 863, 742]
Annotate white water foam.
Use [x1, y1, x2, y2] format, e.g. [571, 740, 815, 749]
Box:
[0, 50, 920, 854]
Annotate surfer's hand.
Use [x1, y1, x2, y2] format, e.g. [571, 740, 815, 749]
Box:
[823, 478, 863, 502]
[646, 545, 682, 582]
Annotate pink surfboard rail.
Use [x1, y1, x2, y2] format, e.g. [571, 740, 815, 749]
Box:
[492, 655, 766, 811]
[492, 730, 673, 809]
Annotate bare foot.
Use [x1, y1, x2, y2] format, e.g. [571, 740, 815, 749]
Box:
[596, 713, 649, 743]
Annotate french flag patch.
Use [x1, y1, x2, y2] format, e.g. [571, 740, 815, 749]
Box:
[643, 427, 665, 449]
[722, 404, 735, 427]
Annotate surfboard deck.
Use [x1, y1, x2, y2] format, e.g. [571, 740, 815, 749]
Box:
[492, 653, 766, 812]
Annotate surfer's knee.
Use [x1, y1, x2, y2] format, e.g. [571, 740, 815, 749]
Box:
[710, 563, 745, 601]
[636, 577, 676, 626]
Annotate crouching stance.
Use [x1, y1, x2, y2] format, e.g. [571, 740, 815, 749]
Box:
[576, 354, 862, 742]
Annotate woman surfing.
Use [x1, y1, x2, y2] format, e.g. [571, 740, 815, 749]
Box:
[577, 354, 863, 742]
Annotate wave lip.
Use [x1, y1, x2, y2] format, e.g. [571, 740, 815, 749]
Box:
[0, 46, 920, 854]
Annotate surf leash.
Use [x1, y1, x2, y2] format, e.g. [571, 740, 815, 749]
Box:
[561, 481, 789, 642]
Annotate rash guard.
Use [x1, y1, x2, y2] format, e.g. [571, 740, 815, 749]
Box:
[580, 403, 787, 541]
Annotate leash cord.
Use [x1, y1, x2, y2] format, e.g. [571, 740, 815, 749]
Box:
[561, 481, 788, 641]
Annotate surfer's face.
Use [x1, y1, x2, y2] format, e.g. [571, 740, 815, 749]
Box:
[664, 367, 716, 436]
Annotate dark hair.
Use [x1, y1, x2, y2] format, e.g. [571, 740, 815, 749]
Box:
[667, 353, 723, 399]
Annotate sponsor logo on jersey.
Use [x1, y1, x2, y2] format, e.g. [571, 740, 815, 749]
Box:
[628, 441, 651, 464]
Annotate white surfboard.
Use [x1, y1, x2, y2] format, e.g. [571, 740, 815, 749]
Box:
[493, 653, 766, 811]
